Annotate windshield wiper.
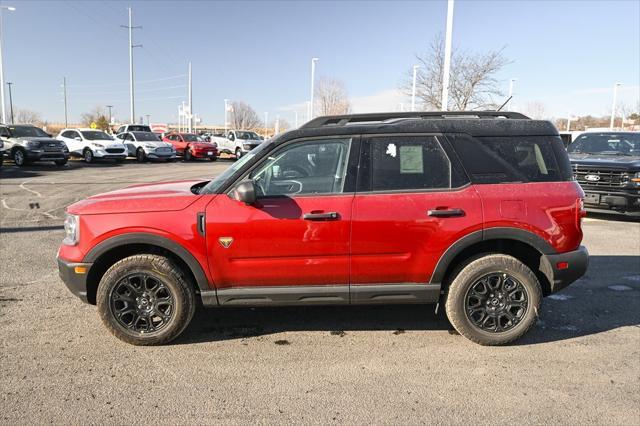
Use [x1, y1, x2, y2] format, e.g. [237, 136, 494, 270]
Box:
[599, 151, 631, 156]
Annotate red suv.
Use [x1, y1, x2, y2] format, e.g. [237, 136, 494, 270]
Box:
[58, 112, 588, 346]
[163, 132, 218, 161]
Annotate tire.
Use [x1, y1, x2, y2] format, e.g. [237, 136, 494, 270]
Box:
[83, 148, 94, 163]
[445, 254, 542, 346]
[96, 254, 196, 346]
[184, 147, 193, 161]
[235, 148, 242, 160]
[13, 148, 29, 167]
[136, 148, 146, 163]
[55, 159, 68, 166]
[209, 155, 217, 162]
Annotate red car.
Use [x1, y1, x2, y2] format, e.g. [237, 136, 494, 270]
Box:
[58, 112, 588, 346]
[163, 132, 218, 161]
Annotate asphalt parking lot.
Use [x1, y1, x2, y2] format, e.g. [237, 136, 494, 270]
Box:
[1, 159, 639, 425]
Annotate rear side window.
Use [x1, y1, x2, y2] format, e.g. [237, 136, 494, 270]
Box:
[360, 136, 467, 192]
[447, 134, 572, 183]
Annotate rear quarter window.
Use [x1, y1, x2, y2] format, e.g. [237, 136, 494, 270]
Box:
[447, 134, 573, 183]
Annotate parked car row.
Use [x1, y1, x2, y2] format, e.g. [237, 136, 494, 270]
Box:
[0, 123, 268, 168]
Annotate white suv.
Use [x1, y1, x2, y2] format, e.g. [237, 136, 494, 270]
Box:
[57, 128, 127, 163]
[116, 131, 176, 162]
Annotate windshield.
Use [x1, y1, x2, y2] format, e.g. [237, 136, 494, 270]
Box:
[568, 133, 640, 156]
[201, 141, 272, 194]
[128, 125, 152, 132]
[9, 126, 50, 138]
[183, 134, 199, 142]
[133, 132, 160, 141]
[81, 130, 112, 141]
[236, 131, 260, 140]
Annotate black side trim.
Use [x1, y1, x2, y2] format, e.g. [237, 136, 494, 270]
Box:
[541, 245, 589, 293]
[216, 285, 350, 306]
[57, 258, 92, 304]
[83, 233, 211, 293]
[351, 283, 440, 304]
[430, 227, 557, 284]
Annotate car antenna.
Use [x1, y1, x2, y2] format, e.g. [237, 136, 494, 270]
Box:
[496, 96, 513, 112]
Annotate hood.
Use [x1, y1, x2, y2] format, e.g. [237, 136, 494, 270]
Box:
[569, 153, 640, 170]
[191, 142, 216, 149]
[67, 180, 206, 215]
[140, 141, 172, 148]
[16, 136, 61, 144]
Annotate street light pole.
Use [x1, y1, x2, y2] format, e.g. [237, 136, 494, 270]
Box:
[106, 105, 113, 126]
[224, 99, 229, 134]
[6, 81, 13, 123]
[145, 114, 150, 125]
[187, 61, 192, 132]
[411, 65, 420, 111]
[566, 111, 571, 132]
[63, 77, 68, 128]
[507, 78, 516, 110]
[122, 7, 141, 124]
[441, 0, 454, 111]
[309, 57, 318, 120]
[0, 5, 16, 124]
[610, 82, 621, 130]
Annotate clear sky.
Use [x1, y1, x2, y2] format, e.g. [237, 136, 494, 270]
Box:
[3, 0, 639, 125]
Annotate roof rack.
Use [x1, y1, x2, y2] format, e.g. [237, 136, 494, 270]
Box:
[300, 111, 530, 129]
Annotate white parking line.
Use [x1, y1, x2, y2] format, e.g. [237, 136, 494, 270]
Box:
[19, 181, 43, 198]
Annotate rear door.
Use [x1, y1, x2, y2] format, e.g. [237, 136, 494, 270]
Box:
[350, 134, 482, 303]
[205, 136, 359, 305]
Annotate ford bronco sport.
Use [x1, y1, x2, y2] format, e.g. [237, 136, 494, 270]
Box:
[57, 112, 588, 346]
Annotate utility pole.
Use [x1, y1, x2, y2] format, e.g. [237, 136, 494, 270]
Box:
[187, 61, 192, 132]
[0, 5, 16, 124]
[6, 81, 13, 123]
[309, 57, 318, 120]
[121, 7, 141, 124]
[441, 0, 454, 111]
[411, 65, 420, 111]
[224, 99, 229, 134]
[106, 105, 113, 125]
[610, 82, 621, 130]
[63, 77, 68, 128]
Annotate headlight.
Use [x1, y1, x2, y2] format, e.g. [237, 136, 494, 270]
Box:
[91, 142, 105, 148]
[632, 172, 640, 184]
[63, 214, 80, 246]
[211, 142, 218, 148]
[26, 140, 40, 148]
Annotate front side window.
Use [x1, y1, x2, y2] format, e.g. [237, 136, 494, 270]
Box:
[249, 138, 352, 197]
[367, 136, 456, 191]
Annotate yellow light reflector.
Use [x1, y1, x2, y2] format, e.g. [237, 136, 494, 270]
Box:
[74, 266, 87, 274]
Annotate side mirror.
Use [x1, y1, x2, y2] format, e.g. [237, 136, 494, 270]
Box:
[233, 181, 257, 205]
[74, 137, 82, 141]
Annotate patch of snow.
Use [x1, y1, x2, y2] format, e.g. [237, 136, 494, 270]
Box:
[548, 294, 575, 301]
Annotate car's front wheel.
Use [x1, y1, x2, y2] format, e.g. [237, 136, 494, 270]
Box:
[83, 148, 94, 163]
[184, 147, 193, 161]
[235, 148, 242, 160]
[445, 254, 542, 346]
[96, 254, 196, 345]
[13, 148, 29, 167]
[136, 148, 146, 163]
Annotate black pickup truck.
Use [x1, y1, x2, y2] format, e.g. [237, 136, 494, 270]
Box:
[568, 132, 640, 216]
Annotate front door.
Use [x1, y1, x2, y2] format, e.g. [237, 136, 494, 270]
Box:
[206, 136, 358, 305]
[350, 135, 482, 303]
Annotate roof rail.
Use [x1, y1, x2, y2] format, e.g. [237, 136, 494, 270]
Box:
[300, 111, 530, 129]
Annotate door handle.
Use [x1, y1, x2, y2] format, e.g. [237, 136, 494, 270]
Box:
[197, 212, 206, 236]
[427, 208, 465, 218]
[303, 212, 340, 221]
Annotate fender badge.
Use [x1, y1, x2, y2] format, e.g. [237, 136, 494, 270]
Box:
[219, 237, 233, 248]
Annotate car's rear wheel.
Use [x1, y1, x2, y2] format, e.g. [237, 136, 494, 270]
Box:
[83, 148, 94, 163]
[136, 148, 146, 163]
[13, 148, 29, 167]
[97, 254, 196, 346]
[445, 254, 541, 345]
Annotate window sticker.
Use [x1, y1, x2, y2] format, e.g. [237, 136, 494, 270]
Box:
[399, 145, 423, 174]
[386, 143, 397, 157]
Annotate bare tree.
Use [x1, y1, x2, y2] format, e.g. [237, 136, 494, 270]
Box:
[14, 108, 43, 125]
[80, 106, 110, 130]
[521, 101, 547, 119]
[403, 33, 510, 111]
[314, 77, 351, 116]
[229, 101, 262, 130]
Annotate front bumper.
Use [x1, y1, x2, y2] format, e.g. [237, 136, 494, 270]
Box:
[582, 188, 640, 213]
[541, 246, 589, 294]
[57, 257, 92, 304]
[147, 150, 176, 160]
[192, 149, 218, 158]
[26, 151, 69, 161]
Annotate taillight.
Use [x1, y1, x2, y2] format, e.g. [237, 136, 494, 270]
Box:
[576, 198, 587, 227]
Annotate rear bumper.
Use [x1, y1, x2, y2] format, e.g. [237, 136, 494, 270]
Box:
[57, 257, 92, 304]
[541, 246, 589, 294]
